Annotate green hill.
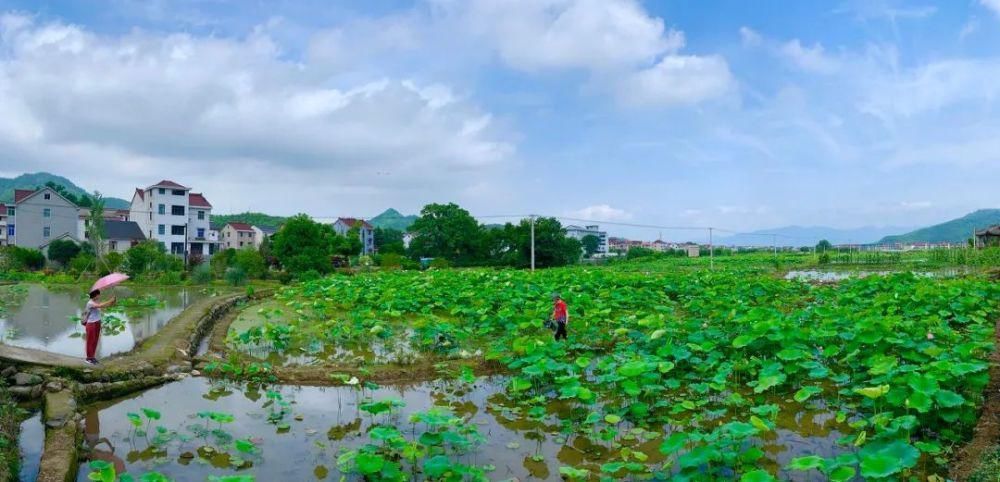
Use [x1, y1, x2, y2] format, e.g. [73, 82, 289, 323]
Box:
[0, 172, 129, 208]
[370, 208, 417, 231]
[211, 212, 287, 229]
[878, 209, 1000, 245]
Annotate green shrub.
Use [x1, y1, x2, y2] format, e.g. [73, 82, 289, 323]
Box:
[296, 269, 321, 281]
[191, 263, 213, 284]
[104, 252, 124, 273]
[225, 266, 248, 286]
[275, 271, 293, 284]
[6, 246, 45, 271]
[155, 272, 183, 285]
[378, 253, 404, 269]
[46, 239, 80, 266]
[68, 253, 96, 274]
[233, 249, 266, 279]
[429, 258, 451, 269]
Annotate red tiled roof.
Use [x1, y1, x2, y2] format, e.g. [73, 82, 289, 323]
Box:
[134, 188, 144, 201]
[226, 222, 254, 231]
[13, 189, 36, 203]
[189, 192, 212, 208]
[148, 180, 188, 190]
[337, 217, 373, 229]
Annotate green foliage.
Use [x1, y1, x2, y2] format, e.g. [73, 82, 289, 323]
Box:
[580, 234, 600, 257]
[880, 208, 1000, 244]
[191, 263, 213, 284]
[69, 253, 97, 274]
[232, 249, 265, 279]
[124, 241, 167, 276]
[815, 239, 833, 251]
[46, 238, 81, 265]
[211, 212, 285, 230]
[408, 203, 483, 265]
[270, 214, 337, 275]
[0, 173, 128, 207]
[369, 208, 417, 231]
[3, 246, 45, 270]
[374, 227, 406, 254]
[225, 266, 248, 286]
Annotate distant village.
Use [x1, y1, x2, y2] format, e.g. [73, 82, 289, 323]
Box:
[0, 179, 993, 260]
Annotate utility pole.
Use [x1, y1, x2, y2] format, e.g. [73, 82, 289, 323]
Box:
[530, 215, 536, 272]
[708, 227, 714, 270]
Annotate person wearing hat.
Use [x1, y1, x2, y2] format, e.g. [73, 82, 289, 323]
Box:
[551, 293, 569, 341]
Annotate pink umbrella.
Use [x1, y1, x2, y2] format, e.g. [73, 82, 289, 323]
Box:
[90, 272, 129, 293]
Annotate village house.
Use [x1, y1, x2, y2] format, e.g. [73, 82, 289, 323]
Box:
[975, 225, 1000, 248]
[102, 220, 147, 253]
[564, 224, 609, 255]
[332, 217, 375, 255]
[0, 204, 8, 246]
[8, 187, 80, 250]
[128, 180, 218, 259]
[221, 222, 257, 250]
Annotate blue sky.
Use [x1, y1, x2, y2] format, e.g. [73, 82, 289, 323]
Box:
[1, 0, 999, 239]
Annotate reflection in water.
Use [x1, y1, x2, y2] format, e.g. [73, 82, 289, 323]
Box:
[0, 285, 208, 358]
[77, 377, 871, 482]
[83, 408, 127, 476]
[17, 411, 43, 482]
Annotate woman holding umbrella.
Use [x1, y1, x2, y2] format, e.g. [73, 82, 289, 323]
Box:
[83, 273, 127, 365]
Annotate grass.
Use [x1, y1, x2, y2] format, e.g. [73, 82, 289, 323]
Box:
[0, 383, 22, 482]
[968, 445, 1000, 482]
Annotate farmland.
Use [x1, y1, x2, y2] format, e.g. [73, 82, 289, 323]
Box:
[62, 256, 999, 481]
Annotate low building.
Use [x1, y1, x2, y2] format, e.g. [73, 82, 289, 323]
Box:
[10, 187, 81, 250]
[0, 204, 8, 246]
[333, 217, 375, 255]
[565, 225, 609, 255]
[103, 220, 146, 253]
[221, 222, 257, 250]
[975, 226, 1000, 248]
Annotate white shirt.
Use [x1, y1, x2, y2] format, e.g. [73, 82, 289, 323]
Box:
[85, 300, 102, 323]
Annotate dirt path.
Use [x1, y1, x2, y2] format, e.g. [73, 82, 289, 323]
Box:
[950, 316, 1000, 481]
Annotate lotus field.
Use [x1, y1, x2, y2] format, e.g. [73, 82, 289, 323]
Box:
[217, 265, 999, 481]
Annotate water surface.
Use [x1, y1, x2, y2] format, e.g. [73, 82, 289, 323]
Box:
[18, 410, 42, 482]
[0, 284, 208, 358]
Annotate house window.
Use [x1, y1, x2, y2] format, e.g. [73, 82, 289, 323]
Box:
[197, 210, 205, 220]
[158, 224, 165, 235]
[158, 188, 165, 194]
[239, 241, 244, 247]
[171, 205, 185, 216]
[43, 208, 50, 218]
[44, 193, 50, 200]
[171, 225, 185, 235]
[7, 207, 13, 217]
[158, 204, 165, 215]
[7, 225, 13, 236]
[197, 228, 205, 238]
[109, 240, 117, 250]
[172, 189, 185, 195]
[43, 226, 50, 238]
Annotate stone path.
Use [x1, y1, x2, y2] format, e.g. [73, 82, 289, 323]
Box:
[0, 344, 88, 368]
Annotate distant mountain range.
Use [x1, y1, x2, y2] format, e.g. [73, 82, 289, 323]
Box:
[878, 209, 1000, 245]
[720, 225, 916, 247]
[0, 172, 129, 208]
[370, 208, 417, 231]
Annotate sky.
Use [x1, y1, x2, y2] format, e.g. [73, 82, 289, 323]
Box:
[1, 0, 1000, 239]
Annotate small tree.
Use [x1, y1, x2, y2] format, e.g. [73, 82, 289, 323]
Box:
[86, 192, 107, 262]
[233, 249, 266, 279]
[815, 239, 833, 252]
[581, 234, 600, 258]
[47, 239, 81, 266]
[124, 241, 163, 276]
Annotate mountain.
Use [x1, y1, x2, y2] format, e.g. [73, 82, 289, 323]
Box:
[211, 212, 287, 229]
[0, 172, 130, 208]
[370, 208, 417, 231]
[720, 225, 915, 247]
[878, 209, 1000, 245]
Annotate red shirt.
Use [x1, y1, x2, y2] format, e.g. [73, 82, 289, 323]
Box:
[553, 299, 568, 322]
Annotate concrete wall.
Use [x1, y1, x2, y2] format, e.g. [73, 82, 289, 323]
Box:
[13, 188, 79, 249]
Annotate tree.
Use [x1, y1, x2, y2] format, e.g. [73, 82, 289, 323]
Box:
[6, 246, 45, 270]
[233, 249, 266, 278]
[47, 239, 81, 266]
[124, 241, 164, 276]
[86, 192, 106, 262]
[480, 217, 580, 268]
[332, 225, 364, 257]
[408, 203, 484, 265]
[580, 234, 600, 258]
[816, 239, 833, 252]
[270, 214, 337, 274]
[374, 227, 406, 254]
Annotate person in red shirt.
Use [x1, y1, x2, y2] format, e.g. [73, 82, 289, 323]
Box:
[551, 293, 569, 341]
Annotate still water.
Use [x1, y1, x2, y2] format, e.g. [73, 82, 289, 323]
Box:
[17, 411, 42, 482]
[75, 377, 860, 481]
[0, 284, 207, 358]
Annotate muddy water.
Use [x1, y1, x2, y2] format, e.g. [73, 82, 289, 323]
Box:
[76, 377, 860, 481]
[0, 284, 208, 358]
[18, 411, 42, 482]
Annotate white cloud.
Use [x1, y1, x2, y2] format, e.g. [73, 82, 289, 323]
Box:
[453, 0, 682, 72]
[739, 26, 762, 47]
[0, 14, 514, 203]
[899, 201, 932, 209]
[860, 59, 1000, 118]
[780, 39, 840, 73]
[617, 55, 734, 106]
[569, 204, 633, 221]
[980, 0, 1000, 17]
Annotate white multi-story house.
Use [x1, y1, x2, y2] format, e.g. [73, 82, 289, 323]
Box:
[332, 217, 375, 255]
[564, 224, 609, 255]
[129, 180, 217, 259]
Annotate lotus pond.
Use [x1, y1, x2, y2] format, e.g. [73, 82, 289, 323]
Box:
[0, 284, 209, 358]
[83, 266, 998, 481]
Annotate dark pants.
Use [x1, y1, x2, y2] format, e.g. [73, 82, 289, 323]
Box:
[85, 322, 101, 359]
[554, 319, 567, 340]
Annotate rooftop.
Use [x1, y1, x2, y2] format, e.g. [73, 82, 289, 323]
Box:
[337, 217, 374, 229]
[226, 222, 254, 231]
[13, 189, 35, 203]
[147, 180, 189, 190]
[105, 220, 146, 241]
[188, 192, 212, 208]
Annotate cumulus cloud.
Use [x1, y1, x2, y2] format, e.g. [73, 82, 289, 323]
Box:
[0, 14, 514, 202]
[568, 204, 633, 221]
[780, 40, 840, 73]
[980, 0, 1000, 17]
[437, 0, 731, 107]
[739, 26, 762, 47]
[617, 55, 733, 106]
